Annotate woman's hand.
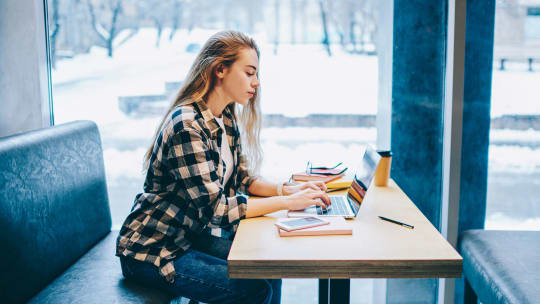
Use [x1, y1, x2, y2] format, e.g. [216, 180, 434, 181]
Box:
[284, 189, 331, 211]
[283, 181, 327, 196]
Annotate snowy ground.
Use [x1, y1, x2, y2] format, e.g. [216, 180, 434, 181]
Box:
[52, 29, 539, 233]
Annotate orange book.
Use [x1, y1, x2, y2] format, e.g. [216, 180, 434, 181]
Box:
[277, 217, 353, 237]
[326, 178, 353, 189]
[347, 185, 364, 204]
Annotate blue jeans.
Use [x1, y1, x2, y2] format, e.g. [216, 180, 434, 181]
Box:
[120, 234, 281, 304]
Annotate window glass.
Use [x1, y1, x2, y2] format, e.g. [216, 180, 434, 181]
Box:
[486, 1, 540, 230]
[47, 0, 379, 301]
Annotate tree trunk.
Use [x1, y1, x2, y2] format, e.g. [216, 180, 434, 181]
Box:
[169, 0, 182, 41]
[223, 0, 231, 29]
[290, 0, 296, 44]
[319, 0, 332, 56]
[50, 0, 60, 68]
[247, 1, 255, 34]
[107, 0, 122, 57]
[300, 0, 308, 43]
[154, 18, 162, 47]
[274, 0, 280, 55]
[349, 13, 357, 53]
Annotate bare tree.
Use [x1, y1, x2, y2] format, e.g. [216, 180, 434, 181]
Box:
[300, 0, 308, 43]
[290, 0, 297, 44]
[48, 0, 61, 68]
[244, 0, 258, 34]
[169, 0, 184, 40]
[327, 0, 346, 48]
[274, 0, 280, 54]
[318, 0, 332, 56]
[348, 0, 358, 53]
[358, 0, 378, 54]
[185, 0, 204, 33]
[87, 0, 123, 57]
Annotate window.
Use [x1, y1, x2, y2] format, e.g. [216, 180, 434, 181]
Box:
[46, 0, 381, 301]
[486, 1, 540, 230]
[525, 7, 540, 39]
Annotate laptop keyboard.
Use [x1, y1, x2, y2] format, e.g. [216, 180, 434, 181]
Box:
[316, 196, 350, 216]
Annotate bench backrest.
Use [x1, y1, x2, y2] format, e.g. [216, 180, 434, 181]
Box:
[0, 121, 112, 303]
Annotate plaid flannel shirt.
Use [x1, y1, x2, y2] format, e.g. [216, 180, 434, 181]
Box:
[116, 100, 259, 283]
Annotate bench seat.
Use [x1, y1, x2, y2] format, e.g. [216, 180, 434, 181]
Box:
[28, 231, 173, 303]
[0, 121, 190, 303]
[460, 230, 540, 304]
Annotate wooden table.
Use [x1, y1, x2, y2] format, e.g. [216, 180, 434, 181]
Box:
[227, 180, 462, 304]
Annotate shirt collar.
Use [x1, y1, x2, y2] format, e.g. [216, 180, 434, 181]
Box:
[193, 100, 233, 137]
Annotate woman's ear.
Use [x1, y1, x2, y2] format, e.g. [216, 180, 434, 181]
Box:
[215, 63, 227, 79]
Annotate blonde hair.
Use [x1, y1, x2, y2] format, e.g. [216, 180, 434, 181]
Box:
[144, 30, 263, 173]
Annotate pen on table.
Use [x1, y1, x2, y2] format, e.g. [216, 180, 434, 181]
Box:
[378, 216, 414, 229]
[326, 187, 349, 193]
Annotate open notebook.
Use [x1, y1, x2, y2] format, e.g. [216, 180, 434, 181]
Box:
[277, 217, 352, 237]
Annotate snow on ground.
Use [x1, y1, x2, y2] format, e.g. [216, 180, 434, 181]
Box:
[488, 145, 540, 173]
[485, 213, 540, 231]
[491, 62, 540, 116]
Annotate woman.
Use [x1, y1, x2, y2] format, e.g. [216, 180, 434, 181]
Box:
[116, 30, 331, 304]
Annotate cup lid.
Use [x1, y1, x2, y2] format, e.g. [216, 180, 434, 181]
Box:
[377, 150, 392, 157]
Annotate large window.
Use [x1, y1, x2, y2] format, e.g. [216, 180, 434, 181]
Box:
[486, 1, 540, 230]
[47, 0, 380, 302]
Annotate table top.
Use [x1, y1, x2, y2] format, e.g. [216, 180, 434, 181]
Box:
[227, 180, 463, 279]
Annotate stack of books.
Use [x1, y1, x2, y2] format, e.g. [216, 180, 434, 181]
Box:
[292, 166, 347, 184]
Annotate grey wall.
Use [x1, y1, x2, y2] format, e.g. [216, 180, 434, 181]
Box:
[0, 0, 51, 138]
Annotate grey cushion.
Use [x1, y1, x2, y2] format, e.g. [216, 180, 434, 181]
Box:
[0, 121, 113, 303]
[28, 231, 173, 304]
[460, 230, 540, 304]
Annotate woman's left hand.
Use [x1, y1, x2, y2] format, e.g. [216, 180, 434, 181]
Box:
[283, 181, 327, 196]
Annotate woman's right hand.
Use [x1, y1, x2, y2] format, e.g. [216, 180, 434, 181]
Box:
[284, 189, 331, 211]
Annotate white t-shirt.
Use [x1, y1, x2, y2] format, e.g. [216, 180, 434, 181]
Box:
[214, 116, 234, 187]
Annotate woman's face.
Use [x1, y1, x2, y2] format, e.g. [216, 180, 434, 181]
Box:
[221, 48, 260, 106]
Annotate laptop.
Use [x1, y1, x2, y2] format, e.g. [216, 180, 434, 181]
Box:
[288, 145, 382, 219]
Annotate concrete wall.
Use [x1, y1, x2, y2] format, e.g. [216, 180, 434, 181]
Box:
[0, 0, 51, 138]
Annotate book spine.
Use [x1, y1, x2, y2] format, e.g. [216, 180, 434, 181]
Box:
[351, 180, 366, 198]
[348, 185, 364, 204]
[326, 180, 353, 189]
[324, 174, 344, 183]
[293, 173, 344, 183]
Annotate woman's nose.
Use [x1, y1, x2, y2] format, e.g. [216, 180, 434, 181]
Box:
[252, 79, 259, 88]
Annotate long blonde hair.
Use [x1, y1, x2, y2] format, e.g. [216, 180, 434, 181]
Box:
[144, 30, 263, 173]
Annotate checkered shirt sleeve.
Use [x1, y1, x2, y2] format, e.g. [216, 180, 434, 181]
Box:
[167, 126, 248, 227]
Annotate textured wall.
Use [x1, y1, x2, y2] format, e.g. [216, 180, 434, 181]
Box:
[0, 0, 51, 138]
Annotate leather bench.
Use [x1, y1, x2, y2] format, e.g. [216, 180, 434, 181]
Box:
[459, 229, 540, 304]
[0, 121, 178, 303]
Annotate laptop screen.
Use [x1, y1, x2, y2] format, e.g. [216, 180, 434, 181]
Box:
[347, 145, 381, 211]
